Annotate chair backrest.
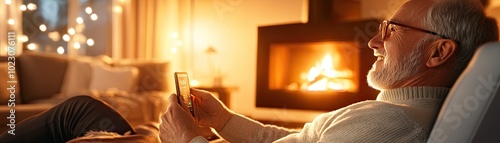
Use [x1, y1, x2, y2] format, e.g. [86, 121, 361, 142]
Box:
[427, 42, 500, 143]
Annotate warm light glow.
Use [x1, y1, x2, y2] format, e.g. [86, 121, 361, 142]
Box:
[170, 32, 178, 39]
[27, 43, 37, 50]
[18, 35, 29, 43]
[48, 31, 60, 41]
[87, 38, 94, 46]
[85, 7, 93, 14]
[191, 79, 200, 86]
[75, 24, 85, 33]
[90, 14, 98, 21]
[27, 3, 37, 10]
[68, 28, 75, 35]
[39, 24, 47, 32]
[73, 43, 81, 49]
[76, 17, 84, 24]
[171, 47, 178, 53]
[62, 34, 70, 41]
[301, 54, 354, 91]
[307, 55, 333, 81]
[57, 46, 65, 54]
[7, 19, 15, 25]
[71, 33, 86, 43]
[320, 55, 333, 69]
[19, 5, 26, 11]
[5, 0, 11, 5]
[175, 40, 183, 46]
[113, 6, 122, 13]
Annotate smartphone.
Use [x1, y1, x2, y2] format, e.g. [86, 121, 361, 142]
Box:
[174, 72, 194, 116]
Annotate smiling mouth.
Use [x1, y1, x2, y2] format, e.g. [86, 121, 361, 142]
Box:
[377, 56, 384, 61]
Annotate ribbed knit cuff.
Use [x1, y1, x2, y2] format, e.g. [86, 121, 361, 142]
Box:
[190, 136, 209, 143]
[217, 114, 264, 142]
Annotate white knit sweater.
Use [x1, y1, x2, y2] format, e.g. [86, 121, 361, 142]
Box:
[190, 86, 449, 143]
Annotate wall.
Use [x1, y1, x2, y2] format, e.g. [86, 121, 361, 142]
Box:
[360, 0, 406, 20]
[190, 0, 313, 121]
[488, 0, 500, 40]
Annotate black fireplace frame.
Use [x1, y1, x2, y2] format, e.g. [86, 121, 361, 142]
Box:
[256, 19, 381, 111]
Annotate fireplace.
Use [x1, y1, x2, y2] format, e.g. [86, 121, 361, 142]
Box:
[256, 0, 380, 111]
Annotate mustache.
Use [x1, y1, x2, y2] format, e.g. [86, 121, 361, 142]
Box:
[374, 50, 386, 56]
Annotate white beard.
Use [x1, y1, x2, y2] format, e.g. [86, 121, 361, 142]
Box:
[367, 45, 425, 91]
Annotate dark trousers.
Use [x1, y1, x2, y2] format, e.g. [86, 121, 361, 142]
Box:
[0, 95, 135, 143]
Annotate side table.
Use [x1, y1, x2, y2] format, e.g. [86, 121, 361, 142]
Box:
[193, 86, 238, 108]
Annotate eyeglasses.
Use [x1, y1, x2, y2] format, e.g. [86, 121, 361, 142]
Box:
[379, 20, 451, 41]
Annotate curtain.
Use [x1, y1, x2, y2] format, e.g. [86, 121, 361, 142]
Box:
[0, 0, 23, 56]
[113, 0, 191, 61]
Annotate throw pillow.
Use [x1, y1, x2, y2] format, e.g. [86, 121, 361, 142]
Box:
[59, 55, 113, 97]
[0, 62, 21, 105]
[17, 53, 68, 103]
[113, 60, 169, 92]
[89, 63, 139, 92]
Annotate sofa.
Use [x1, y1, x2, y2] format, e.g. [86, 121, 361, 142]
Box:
[0, 52, 170, 133]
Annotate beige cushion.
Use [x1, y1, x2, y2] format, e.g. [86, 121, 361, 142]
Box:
[114, 60, 169, 92]
[89, 63, 139, 92]
[59, 55, 113, 97]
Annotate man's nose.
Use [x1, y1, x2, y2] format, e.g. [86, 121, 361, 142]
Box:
[368, 33, 383, 50]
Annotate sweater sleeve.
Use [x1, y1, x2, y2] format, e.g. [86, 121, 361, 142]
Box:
[273, 113, 329, 142]
[318, 105, 425, 142]
[216, 114, 299, 142]
[274, 101, 427, 142]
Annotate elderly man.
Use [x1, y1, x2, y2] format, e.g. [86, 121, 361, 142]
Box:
[160, 0, 499, 142]
[1, 0, 497, 142]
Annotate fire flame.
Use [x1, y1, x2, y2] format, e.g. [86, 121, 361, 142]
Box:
[302, 54, 354, 91]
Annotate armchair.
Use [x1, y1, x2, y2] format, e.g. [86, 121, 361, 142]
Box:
[428, 42, 500, 142]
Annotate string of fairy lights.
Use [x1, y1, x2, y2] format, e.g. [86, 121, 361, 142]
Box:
[4, 0, 98, 55]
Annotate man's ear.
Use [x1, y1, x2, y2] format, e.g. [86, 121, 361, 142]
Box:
[426, 39, 457, 67]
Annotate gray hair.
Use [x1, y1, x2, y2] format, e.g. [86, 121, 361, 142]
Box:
[423, 0, 499, 83]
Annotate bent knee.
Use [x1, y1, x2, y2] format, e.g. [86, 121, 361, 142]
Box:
[67, 95, 96, 101]
[66, 95, 106, 106]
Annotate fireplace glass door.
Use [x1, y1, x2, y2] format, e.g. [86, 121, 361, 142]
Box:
[269, 41, 359, 93]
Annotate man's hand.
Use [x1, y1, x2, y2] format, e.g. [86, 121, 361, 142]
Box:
[159, 94, 199, 143]
[191, 88, 233, 131]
